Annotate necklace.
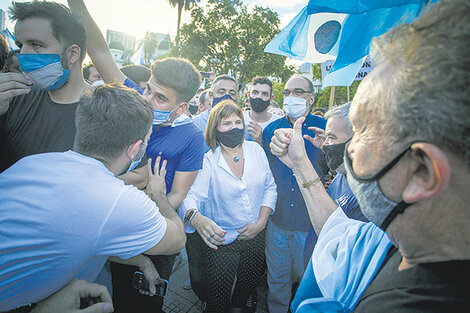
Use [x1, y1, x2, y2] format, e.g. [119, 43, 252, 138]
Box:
[233, 156, 240, 162]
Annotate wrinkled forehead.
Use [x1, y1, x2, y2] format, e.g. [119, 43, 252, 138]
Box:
[350, 62, 394, 132]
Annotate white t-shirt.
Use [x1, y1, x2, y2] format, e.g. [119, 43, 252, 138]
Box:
[243, 110, 281, 141]
[0, 151, 167, 311]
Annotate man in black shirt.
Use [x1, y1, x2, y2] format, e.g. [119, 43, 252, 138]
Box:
[0, 1, 92, 172]
[270, 0, 470, 311]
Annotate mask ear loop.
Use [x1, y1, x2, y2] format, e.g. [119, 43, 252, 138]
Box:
[344, 143, 412, 183]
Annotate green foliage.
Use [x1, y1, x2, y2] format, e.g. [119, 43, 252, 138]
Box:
[166, 0, 200, 49]
[314, 81, 360, 109]
[272, 82, 285, 108]
[177, 0, 294, 85]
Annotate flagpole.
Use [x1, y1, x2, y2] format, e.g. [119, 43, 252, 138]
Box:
[329, 86, 336, 108]
[347, 86, 350, 102]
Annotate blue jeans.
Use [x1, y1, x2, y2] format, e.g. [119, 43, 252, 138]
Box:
[266, 220, 309, 313]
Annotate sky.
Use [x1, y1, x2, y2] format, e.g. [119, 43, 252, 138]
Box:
[0, 0, 306, 42]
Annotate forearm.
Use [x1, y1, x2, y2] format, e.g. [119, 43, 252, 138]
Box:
[167, 191, 184, 210]
[108, 254, 151, 268]
[67, 0, 125, 83]
[119, 166, 148, 189]
[257, 206, 272, 227]
[292, 157, 337, 235]
[0, 101, 8, 116]
[147, 189, 183, 228]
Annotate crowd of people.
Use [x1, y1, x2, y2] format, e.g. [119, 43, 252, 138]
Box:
[0, 0, 468, 313]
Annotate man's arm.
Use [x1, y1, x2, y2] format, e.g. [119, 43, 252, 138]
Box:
[67, 0, 126, 83]
[270, 117, 337, 235]
[108, 255, 159, 296]
[167, 170, 198, 209]
[119, 165, 148, 189]
[144, 157, 186, 255]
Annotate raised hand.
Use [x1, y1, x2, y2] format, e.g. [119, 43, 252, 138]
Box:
[270, 117, 309, 169]
[304, 127, 326, 149]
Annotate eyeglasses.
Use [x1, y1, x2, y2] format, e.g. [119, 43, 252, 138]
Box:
[282, 88, 311, 97]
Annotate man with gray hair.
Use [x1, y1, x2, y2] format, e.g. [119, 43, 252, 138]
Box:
[270, 0, 469, 311]
[302, 103, 367, 267]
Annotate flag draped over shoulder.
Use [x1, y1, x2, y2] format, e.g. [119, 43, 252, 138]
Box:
[264, 0, 433, 88]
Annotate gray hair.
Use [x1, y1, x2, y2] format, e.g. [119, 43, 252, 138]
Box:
[325, 102, 353, 137]
[362, 0, 470, 167]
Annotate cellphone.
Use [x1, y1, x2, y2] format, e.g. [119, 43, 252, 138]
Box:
[132, 271, 168, 297]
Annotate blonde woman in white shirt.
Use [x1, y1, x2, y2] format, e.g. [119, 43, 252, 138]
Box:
[181, 100, 277, 313]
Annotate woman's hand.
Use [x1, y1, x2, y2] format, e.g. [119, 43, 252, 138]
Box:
[191, 213, 226, 250]
[238, 219, 266, 240]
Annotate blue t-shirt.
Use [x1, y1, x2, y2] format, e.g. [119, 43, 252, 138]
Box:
[124, 77, 204, 194]
[147, 123, 204, 194]
[303, 173, 368, 266]
[262, 114, 328, 232]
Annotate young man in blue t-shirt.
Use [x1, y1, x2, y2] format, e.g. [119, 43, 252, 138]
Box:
[68, 1, 204, 312]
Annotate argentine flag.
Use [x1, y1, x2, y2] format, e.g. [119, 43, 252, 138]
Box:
[265, 0, 432, 88]
[5, 28, 18, 51]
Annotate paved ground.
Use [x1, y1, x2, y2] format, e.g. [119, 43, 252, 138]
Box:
[163, 248, 268, 313]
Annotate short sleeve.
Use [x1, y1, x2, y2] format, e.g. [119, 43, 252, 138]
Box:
[96, 186, 167, 259]
[175, 130, 204, 172]
[124, 77, 144, 95]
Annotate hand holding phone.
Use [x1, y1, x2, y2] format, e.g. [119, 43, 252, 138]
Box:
[132, 271, 168, 297]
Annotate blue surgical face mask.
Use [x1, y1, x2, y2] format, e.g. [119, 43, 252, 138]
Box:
[344, 145, 412, 231]
[125, 141, 147, 174]
[18, 53, 70, 91]
[153, 105, 180, 125]
[212, 94, 235, 107]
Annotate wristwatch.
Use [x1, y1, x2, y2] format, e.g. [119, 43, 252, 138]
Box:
[185, 209, 198, 224]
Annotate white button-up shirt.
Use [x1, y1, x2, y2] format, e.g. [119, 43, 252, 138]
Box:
[181, 141, 277, 244]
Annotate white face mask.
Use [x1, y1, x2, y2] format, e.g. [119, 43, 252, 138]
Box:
[92, 79, 105, 87]
[283, 96, 308, 120]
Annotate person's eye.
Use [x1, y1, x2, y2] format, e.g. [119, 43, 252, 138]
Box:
[252, 91, 259, 95]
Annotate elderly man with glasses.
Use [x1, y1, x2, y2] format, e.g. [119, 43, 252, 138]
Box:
[261, 75, 329, 313]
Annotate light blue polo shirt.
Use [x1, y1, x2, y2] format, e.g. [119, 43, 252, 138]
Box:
[0, 151, 167, 311]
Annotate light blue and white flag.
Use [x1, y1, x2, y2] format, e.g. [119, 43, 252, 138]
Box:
[130, 43, 144, 65]
[265, 0, 433, 88]
[5, 28, 18, 51]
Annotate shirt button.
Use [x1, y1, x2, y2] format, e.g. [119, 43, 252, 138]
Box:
[291, 188, 294, 191]
[291, 204, 294, 207]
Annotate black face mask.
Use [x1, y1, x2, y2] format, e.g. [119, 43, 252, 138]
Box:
[323, 139, 350, 171]
[188, 104, 198, 115]
[216, 127, 244, 148]
[249, 97, 270, 113]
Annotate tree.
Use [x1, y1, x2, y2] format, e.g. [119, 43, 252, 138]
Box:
[177, 0, 294, 86]
[167, 0, 200, 51]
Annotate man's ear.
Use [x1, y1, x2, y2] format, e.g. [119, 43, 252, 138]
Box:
[247, 91, 250, 98]
[177, 102, 187, 114]
[127, 140, 142, 160]
[402, 142, 451, 203]
[308, 93, 315, 106]
[67, 44, 81, 66]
